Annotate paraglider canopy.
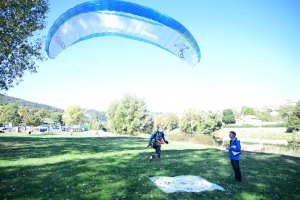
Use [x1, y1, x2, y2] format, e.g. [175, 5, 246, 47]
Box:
[45, 0, 201, 67]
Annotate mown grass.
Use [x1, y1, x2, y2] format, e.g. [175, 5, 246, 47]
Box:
[213, 129, 300, 142]
[0, 131, 300, 200]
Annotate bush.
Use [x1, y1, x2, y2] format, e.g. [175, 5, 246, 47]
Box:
[167, 132, 190, 142]
[167, 131, 217, 146]
[190, 133, 218, 146]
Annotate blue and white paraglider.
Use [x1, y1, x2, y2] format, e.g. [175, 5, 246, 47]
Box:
[45, 0, 201, 67]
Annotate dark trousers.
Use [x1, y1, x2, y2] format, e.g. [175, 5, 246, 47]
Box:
[231, 159, 242, 181]
[152, 142, 161, 158]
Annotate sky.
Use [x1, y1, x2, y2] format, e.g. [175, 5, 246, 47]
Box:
[5, 0, 300, 113]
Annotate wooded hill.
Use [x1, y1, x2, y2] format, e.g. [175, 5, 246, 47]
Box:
[0, 95, 63, 112]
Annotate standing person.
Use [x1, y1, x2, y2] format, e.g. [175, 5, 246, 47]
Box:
[227, 131, 242, 182]
[70, 129, 73, 136]
[147, 128, 169, 162]
[95, 130, 99, 136]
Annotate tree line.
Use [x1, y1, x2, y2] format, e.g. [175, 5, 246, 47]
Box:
[221, 101, 300, 131]
[1, 94, 299, 134]
[0, 103, 63, 131]
[106, 94, 223, 136]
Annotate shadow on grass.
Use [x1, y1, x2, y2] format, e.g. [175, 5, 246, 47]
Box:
[0, 136, 300, 200]
[0, 136, 148, 161]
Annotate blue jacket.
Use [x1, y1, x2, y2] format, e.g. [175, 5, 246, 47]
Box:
[148, 132, 167, 144]
[228, 137, 241, 160]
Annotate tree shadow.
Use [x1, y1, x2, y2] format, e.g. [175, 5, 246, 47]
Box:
[0, 136, 299, 199]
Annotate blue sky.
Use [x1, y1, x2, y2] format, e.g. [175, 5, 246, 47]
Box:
[5, 0, 300, 113]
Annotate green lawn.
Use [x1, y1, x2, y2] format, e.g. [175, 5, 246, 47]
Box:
[213, 129, 300, 142]
[0, 131, 299, 200]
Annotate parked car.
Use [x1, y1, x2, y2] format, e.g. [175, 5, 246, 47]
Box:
[53, 126, 59, 129]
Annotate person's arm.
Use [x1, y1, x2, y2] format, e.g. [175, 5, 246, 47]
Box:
[162, 133, 169, 144]
[148, 134, 154, 145]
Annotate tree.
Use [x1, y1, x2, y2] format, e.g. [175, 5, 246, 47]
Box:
[106, 94, 150, 135]
[153, 114, 166, 130]
[286, 116, 300, 132]
[293, 101, 300, 118]
[165, 114, 179, 131]
[36, 109, 49, 120]
[278, 105, 294, 120]
[18, 106, 30, 132]
[51, 112, 63, 125]
[29, 108, 39, 115]
[199, 112, 222, 134]
[231, 108, 241, 118]
[62, 105, 83, 126]
[179, 108, 203, 134]
[242, 107, 255, 115]
[106, 100, 120, 133]
[0, 0, 50, 90]
[0, 103, 21, 132]
[142, 115, 154, 133]
[28, 115, 43, 128]
[83, 109, 106, 123]
[18, 106, 42, 132]
[88, 119, 102, 130]
[255, 111, 272, 122]
[222, 109, 236, 124]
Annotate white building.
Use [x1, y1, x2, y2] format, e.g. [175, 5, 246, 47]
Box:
[236, 115, 262, 126]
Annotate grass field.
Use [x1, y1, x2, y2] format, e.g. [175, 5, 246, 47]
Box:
[0, 131, 300, 200]
[213, 129, 300, 142]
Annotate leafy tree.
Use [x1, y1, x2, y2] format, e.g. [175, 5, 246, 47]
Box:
[101, 121, 108, 130]
[0, 103, 21, 129]
[179, 108, 203, 134]
[222, 109, 236, 124]
[255, 111, 272, 122]
[153, 114, 166, 130]
[165, 114, 179, 131]
[180, 108, 222, 135]
[278, 105, 294, 120]
[88, 119, 102, 130]
[0, 0, 50, 90]
[106, 94, 150, 135]
[142, 115, 154, 133]
[36, 109, 49, 120]
[29, 108, 39, 115]
[242, 107, 255, 115]
[51, 112, 63, 125]
[266, 108, 272, 113]
[293, 101, 300, 118]
[18, 106, 42, 131]
[106, 100, 120, 133]
[231, 108, 241, 118]
[286, 116, 300, 131]
[18, 106, 30, 132]
[199, 112, 222, 134]
[62, 105, 84, 126]
[28, 115, 43, 127]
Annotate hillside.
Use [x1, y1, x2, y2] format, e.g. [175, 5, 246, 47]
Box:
[82, 108, 107, 121]
[0, 95, 64, 112]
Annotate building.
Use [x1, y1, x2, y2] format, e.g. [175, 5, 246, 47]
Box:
[236, 115, 262, 126]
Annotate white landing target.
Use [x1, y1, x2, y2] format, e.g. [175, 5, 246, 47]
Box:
[149, 175, 225, 193]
